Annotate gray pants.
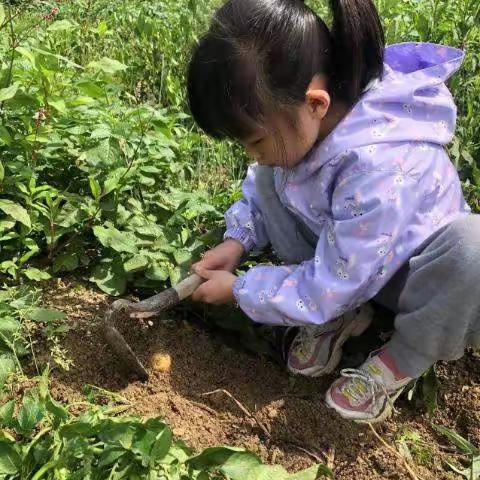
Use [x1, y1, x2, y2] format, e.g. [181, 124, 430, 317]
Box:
[255, 166, 480, 378]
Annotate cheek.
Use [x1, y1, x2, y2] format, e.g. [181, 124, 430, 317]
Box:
[301, 117, 321, 146]
[285, 123, 319, 165]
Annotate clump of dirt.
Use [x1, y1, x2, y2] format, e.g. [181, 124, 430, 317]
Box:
[39, 279, 478, 479]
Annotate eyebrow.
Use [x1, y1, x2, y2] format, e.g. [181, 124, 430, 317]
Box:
[245, 133, 266, 144]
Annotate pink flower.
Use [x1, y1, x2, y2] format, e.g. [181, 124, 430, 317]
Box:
[34, 107, 47, 127]
[43, 8, 59, 21]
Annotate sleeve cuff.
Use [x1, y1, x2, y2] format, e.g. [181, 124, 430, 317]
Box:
[223, 226, 255, 253]
[232, 275, 244, 303]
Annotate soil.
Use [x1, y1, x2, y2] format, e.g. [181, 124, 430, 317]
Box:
[38, 278, 480, 479]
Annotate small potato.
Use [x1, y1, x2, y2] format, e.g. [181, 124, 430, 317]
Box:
[150, 352, 172, 373]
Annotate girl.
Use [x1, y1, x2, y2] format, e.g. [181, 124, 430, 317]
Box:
[187, 0, 480, 423]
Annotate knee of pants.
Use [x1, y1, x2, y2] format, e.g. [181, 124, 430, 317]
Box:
[445, 215, 480, 281]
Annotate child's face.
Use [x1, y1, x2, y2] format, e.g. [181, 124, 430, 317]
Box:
[241, 76, 330, 169]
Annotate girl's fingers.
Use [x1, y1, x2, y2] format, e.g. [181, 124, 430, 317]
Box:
[191, 281, 209, 301]
[193, 265, 215, 280]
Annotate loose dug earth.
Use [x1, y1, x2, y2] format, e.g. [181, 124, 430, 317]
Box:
[39, 279, 479, 479]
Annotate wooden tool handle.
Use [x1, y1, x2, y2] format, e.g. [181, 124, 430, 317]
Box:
[173, 273, 204, 301]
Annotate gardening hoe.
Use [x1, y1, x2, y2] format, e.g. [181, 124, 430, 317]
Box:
[102, 273, 204, 381]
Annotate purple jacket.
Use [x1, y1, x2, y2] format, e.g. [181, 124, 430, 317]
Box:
[224, 43, 470, 326]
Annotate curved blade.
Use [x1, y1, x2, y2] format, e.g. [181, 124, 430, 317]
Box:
[102, 320, 149, 381]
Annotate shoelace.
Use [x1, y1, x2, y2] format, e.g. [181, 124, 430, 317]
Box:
[292, 326, 326, 357]
[292, 317, 345, 357]
[339, 367, 397, 413]
[292, 328, 313, 357]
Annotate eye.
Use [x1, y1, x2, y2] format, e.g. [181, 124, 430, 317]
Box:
[251, 137, 264, 147]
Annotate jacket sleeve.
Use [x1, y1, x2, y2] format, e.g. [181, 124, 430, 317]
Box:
[223, 163, 269, 252]
[232, 168, 422, 326]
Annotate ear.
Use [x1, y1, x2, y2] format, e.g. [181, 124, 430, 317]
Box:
[305, 75, 330, 120]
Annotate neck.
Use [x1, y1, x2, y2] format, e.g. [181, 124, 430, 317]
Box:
[317, 100, 351, 141]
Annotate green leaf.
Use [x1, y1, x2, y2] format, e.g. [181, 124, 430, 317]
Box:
[45, 397, 69, 428]
[168, 265, 184, 286]
[49, 99, 67, 114]
[422, 367, 438, 416]
[124, 255, 149, 273]
[289, 465, 333, 479]
[24, 268, 52, 281]
[76, 80, 104, 98]
[31, 47, 83, 69]
[93, 226, 138, 254]
[16, 47, 36, 69]
[0, 200, 31, 228]
[0, 83, 19, 102]
[244, 465, 289, 480]
[90, 258, 127, 296]
[146, 263, 169, 282]
[53, 252, 79, 273]
[446, 455, 480, 479]
[17, 396, 45, 433]
[98, 446, 125, 468]
[98, 421, 136, 447]
[219, 452, 263, 479]
[150, 427, 173, 464]
[89, 176, 102, 201]
[0, 317, 21, 347]
[0, 161, 4, 182]
[188, 446, 248, 470]
[0, 401, 15, 428]
[27, 308, 66, 323]
[132, 428, 157, 466]
[0, 5, 5, 26]
[88, 57, 128, 74]
[0, 126, 11, 146]
[433, 425, 479, 455]
[469, 455, 480, 479]
[0, 441, 20, 475]
[173, 249, 192, 266]
[0, 355, 16, 389]
[91, 126, 111, 139]
[47, 19, 75, 32]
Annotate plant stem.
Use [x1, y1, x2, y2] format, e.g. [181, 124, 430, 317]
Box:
[31, 460, 57, 480]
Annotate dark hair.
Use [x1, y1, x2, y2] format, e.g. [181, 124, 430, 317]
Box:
[187, 0, 385, 140]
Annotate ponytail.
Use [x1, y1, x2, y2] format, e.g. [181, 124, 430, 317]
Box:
[329, 0, 385, 102]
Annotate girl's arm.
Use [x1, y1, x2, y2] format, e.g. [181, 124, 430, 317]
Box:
[232, 167, 438, 326]
[223, 163, 269, 253]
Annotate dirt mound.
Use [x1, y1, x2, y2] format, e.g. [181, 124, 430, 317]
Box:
[41, 279, 478, 479]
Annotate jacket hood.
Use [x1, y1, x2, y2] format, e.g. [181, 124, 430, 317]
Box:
[290, 42, 465, 180]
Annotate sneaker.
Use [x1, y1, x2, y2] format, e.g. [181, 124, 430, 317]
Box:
[287, 304, 374, 377]
[325, 351, 412, 423]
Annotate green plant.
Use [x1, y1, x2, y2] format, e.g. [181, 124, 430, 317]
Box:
[0, 285, 68, 388]
[0, 1, 234, 294]
[0, 373, 332, 480]
[433, 424, 480, 479]
[396, 429, 435, 468]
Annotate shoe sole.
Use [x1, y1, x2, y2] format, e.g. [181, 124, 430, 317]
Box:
[288, 304, 374, 378]
[325, 385, 406, 424]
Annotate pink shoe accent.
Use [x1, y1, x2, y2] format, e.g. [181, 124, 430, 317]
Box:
[378, 349, 408, 381]
[289, 332, 335, 370]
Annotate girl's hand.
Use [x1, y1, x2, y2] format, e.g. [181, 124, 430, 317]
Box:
[192, 239, 245, 273]
[191, 266, 237, 305]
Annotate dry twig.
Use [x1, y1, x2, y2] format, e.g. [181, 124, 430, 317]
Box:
[368, 423, 423, 480]
[202, 388, 272, 439]
[202, 388, 329, 466]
